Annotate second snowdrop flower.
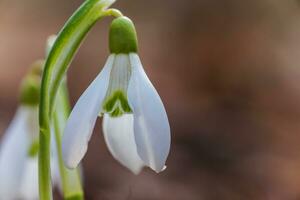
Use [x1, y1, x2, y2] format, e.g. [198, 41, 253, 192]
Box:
[62, 16, 171, 174]
[0, 62, 59, 200]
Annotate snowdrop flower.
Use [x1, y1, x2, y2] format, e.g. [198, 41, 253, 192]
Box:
[0, 62, 59, 199]
[62, 16, 171, 174]
[0, 106, 39, 200]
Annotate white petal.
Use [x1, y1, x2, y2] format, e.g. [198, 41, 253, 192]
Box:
[102, 114, 144, 174]
[62, 55, 114, 169]
[18, 157, 39, 200]
[127, 53, 171, 172]
[25, 107, 39, 140]
[0, 107, 31, 199]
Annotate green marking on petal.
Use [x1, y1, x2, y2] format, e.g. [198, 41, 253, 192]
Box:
[102, 90, 132, 117]
[65, 193, 84, 200]
[111, 107, 123, 117]
[109, 17, 138, 54]
[28, 140, 39, 157]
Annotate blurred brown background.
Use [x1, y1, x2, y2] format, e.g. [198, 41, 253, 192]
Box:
[2, 0, 300, 199]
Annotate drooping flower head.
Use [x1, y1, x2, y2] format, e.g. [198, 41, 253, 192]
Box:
[62, 16, 171, 174]
[0, 61, 41, 200]
[0, 61, 60, 200]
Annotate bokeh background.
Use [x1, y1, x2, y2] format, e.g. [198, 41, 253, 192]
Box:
[1, 0, 300, 199]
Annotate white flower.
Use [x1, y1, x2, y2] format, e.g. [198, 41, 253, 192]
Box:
[62, 53, 171, 174]
[0, 106, 59, 200]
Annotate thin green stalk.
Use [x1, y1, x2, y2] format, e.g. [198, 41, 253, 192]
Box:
[38, 0, 120, 199]
[39, 126, 52, 200]
[54, 81, 83, 200]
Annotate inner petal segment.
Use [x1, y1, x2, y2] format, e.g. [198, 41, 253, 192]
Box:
[102, 54, 132, 117]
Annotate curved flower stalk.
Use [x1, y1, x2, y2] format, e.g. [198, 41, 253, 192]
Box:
[47, 35, 84, 200]
[0, 62, 60, 200]
[38, 1, 119, 199]
[62, 17, 171, 174]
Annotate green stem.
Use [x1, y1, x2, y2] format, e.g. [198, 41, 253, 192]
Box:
[39, 127, 52, 200]
[54, 81, 84, 200]
[38, 0, 118, 199]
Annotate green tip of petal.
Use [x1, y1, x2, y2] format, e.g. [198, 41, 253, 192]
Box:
[65, 193, 84, 200]
[102, 90, 132, 117]
[109, 16, 138, 54]
[27, 140, 39, 157]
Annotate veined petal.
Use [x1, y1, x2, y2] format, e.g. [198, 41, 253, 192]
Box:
[0, 107, 31, 199]
[102, 114, 144, 174]
[127, 53, 171, 173]
[18, 157, 39, 200]
[102, 54, 132, 117]
[62, 55, 114, 169]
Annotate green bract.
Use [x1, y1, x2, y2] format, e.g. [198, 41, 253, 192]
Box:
[109, 16, 138, 54]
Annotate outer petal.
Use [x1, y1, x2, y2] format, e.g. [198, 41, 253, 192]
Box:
[62, 55, 114, 169]
[18, 157, 39, 200]
[127, 53, 171, 172]
[102, 114, 144, 174]
[25, 107, 39, 140]
[0, 107, 31, 199]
